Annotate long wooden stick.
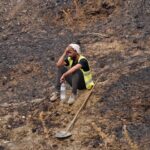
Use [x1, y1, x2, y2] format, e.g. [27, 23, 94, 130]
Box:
[65, 78, 99, 132]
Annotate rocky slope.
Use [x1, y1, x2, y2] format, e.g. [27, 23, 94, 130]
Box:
[0, 0, 150, 150]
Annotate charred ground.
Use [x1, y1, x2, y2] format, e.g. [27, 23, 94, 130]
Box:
[0, 0, 150, 150]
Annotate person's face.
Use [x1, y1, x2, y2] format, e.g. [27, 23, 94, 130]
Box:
[66, 47, 77, 58]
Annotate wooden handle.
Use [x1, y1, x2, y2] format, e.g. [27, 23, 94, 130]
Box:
[66, 78, 99, 132]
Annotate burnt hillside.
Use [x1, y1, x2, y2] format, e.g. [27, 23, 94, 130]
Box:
[0, 0, 150, 150]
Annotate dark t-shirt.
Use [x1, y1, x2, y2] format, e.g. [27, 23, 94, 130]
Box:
[65, 57, 90, 71]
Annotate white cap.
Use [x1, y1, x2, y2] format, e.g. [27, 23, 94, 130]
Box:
[69, 43, 81, 54]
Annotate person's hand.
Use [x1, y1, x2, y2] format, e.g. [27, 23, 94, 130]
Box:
[64, 46, 70, 55]
[60, 74, 65, 83]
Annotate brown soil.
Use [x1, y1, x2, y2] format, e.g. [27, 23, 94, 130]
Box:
[0, 0, 150, 150]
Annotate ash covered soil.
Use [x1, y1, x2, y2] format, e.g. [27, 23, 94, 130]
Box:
[0, 0, 150, 150]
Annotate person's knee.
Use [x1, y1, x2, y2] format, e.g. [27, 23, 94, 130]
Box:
[72, 70, 80, 81]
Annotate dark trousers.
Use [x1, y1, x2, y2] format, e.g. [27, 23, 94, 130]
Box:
[56, 66, 86, 95]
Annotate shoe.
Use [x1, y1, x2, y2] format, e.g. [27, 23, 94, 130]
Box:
[50, 91, 59, 102]
[68, 94, 76, 105]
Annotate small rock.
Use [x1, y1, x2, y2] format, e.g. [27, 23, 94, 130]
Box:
[136, 22, 144, 29]
[10, 76, 15, 81]
[99, 76, 107, 82]
[32, 128, 37, 133]
[2, 55, 7, 60]
[22, 9, 27, 13]
[31, 98, 45, 104]
[0, 103, 10, 107]
[2, 35, 8, 41]
[2, 141, 10, 144]
[22, 116, 26, 119]
[99, 63, 105, 68]
[23, 66, 33, 74]
[52, 144, 58, 148]
[134, 14, 139, 18]
[67, 110, 71, 114]
[3, 76, 7, 80]
[133, 39, 138, 43]
[71, 112, 75, 116]
[70, 138, 74, 142]
[27, 56, 34, 62]
[50, 56, 55, 61]
[7, 125, 12, 129]
[54, 111, 60, 116]
[17, 22, 21, 26]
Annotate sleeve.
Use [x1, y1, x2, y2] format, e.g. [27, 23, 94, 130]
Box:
[64, 57, 69, 66]
[78, 58, 90, 71]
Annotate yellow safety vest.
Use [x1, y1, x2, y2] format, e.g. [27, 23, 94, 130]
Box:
[67, 55, 94, 89]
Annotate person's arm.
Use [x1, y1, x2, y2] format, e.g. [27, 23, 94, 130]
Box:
[60, 64, 82, 83]
[56, 48, 69, 67]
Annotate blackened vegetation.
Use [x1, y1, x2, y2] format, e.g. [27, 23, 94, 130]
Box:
[0, 0, 150, 149]
[99, 67, 150, 145]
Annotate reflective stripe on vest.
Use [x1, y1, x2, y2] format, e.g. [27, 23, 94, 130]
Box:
[67, 55, 94, 89]
[68, 57, 73, 68]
